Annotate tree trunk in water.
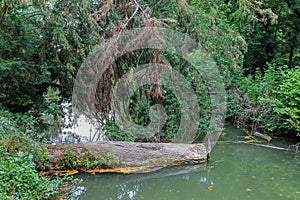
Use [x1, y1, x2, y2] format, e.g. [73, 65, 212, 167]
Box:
[45, 141, 207, 175]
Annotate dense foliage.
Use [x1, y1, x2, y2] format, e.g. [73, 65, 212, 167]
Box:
[0, 151, 61, 200]
[0, 0, 300, 140]
[0, 108, 63, 199]
[0, 0, 299, 197]
[236, 65, 300, 136]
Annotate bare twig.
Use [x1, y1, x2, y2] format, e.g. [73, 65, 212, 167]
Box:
[122, 0, 140, 30]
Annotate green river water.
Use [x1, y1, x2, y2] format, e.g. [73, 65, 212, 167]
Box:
[74, 126, 300, 200]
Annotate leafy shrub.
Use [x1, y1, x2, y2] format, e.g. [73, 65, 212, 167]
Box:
[272, 67, 300, 136]
[0, 108, 68, 199]
[0, 150, 61, 200]
[235, 64, 300, 136]
[0, 108, 50, 169]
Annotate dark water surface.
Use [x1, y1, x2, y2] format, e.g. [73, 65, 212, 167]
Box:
[75, 126, 300, 200]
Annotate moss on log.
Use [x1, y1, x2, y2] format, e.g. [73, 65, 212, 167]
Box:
[44, 141, 207, 175]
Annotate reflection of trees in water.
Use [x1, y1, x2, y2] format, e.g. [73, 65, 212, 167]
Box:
[113, 164, 213, 199]
[117, 182, 141, 200]
[181, 164, 214, 186]
[199, 165, 214, 186]
[75, 163, 215, 199]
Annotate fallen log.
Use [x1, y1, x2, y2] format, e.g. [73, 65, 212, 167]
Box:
[45, 141, 207, 175]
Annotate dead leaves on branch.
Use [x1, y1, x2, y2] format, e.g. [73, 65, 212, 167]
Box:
[83, 0, 247, 127]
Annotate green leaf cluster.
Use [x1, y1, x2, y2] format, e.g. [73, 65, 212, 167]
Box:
[0, 150, 61, 200]
[273, 67, 300, 135]
[238, 64, 300, 136]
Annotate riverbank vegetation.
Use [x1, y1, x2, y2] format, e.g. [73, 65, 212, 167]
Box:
[0, 0, 299, 199]
[0, 110, 62, 199]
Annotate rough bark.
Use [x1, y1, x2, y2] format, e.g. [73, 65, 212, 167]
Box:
[45, 141, 207, 175]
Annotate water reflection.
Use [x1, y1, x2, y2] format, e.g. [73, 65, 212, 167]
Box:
[117, 183, 141, 200]
[76, 163, 213, 200]
[73, 186, 86, 197]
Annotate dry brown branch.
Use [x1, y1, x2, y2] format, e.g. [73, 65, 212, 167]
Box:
[80, 0, 177, 126]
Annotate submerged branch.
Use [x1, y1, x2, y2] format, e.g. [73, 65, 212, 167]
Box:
[217, 140, 296, 152]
